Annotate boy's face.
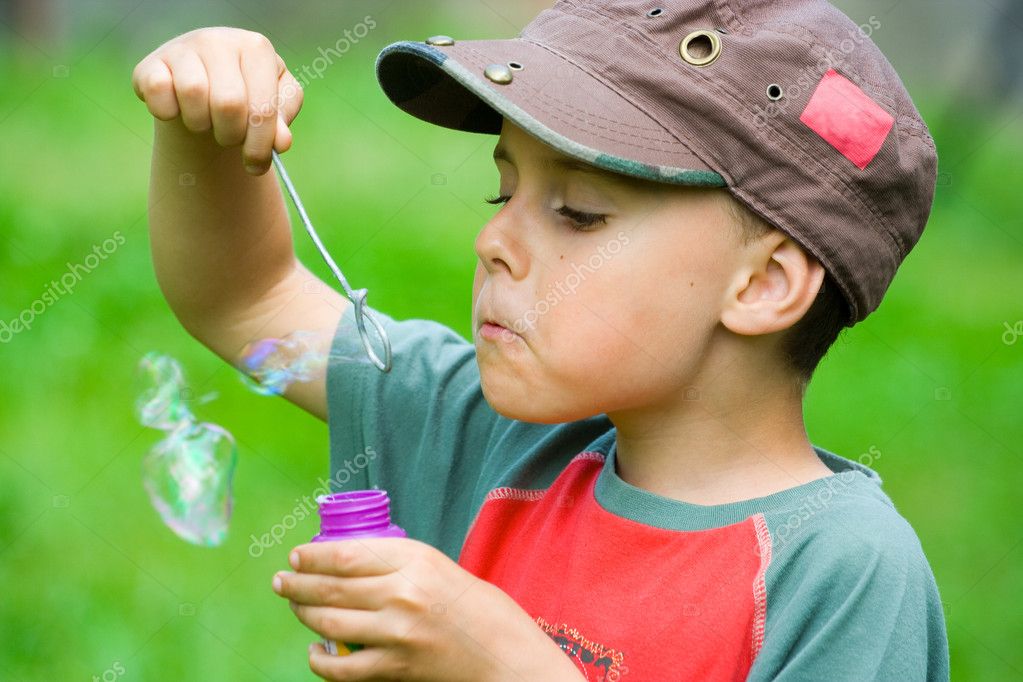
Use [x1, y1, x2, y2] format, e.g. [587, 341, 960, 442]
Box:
[472, 119, 751, 424]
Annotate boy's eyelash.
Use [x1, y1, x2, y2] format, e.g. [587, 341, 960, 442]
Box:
[483, 194, 607, 230]
[558, 205, 608, 229]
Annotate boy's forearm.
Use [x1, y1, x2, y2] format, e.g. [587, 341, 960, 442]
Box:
[147, 116, 297, 346]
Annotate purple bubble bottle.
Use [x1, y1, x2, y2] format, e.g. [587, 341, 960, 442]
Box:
[311, 490, 406, 655]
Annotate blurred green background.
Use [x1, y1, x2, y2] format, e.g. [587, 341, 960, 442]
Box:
[1, 0, 1020, 679]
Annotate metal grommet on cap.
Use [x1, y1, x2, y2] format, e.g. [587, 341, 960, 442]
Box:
[679, 29, 722, 67]
[766, 83, 784, 101]
[508, 61, 524, 71]
[647, 7, 664, 17]
[484, 63, 513, 84]
[425, 35, 455, 46]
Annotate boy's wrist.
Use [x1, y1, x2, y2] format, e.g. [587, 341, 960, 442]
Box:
[152, 117, 217, 166]
[482, 626, 584, 682]
[487, 656, 584, 682]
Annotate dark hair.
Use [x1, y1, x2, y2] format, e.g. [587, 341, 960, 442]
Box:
[727, 195, 850, 385]
[781, 272, 849, 383]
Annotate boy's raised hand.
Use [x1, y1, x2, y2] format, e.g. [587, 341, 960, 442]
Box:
[131, 27, 304, 175]
[273, 538, 586, 682]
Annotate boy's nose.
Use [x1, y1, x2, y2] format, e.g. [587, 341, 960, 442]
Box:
[474, 208, 530, 281]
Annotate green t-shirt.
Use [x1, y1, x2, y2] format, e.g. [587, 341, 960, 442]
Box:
[326, 304, 950, 680]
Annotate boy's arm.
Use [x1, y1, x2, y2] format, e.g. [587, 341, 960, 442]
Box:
[148, 116, 347, 420]
[137, 27, 345, 420]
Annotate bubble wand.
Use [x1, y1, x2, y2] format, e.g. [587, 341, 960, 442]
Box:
[270, 149, 392, 373]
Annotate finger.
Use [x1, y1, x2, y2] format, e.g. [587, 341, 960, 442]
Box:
[308, 641, 392, 681]
[164, 49, 211, 132]
[276, 62, 304, 127]
[239, 41, 279, 174]
[289, 603, 390, 647]
[200, 49, 249, 147]
[272, 65, 303, 153]
[273, 571, 392, 610]
[291, 538, 419, 577]
[132, 57, 179, 120]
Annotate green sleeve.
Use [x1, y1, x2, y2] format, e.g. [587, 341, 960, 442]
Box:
[325, 304, 611, 560]
[748, 497, 950, 681]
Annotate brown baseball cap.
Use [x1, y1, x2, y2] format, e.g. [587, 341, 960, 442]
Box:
[374, 0, 937, 324]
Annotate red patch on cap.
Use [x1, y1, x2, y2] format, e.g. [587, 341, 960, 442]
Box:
[799, 69, 894, 170]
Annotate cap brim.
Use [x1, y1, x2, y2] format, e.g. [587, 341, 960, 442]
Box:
[375, 39, 726, 187]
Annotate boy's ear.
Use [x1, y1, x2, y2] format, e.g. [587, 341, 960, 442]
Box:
[720, 233, 825, 336]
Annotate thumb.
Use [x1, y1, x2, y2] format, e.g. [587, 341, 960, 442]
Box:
[274, 114, 293, 153]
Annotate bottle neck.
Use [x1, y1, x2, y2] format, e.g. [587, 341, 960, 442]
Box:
[315, 490, 395, 540]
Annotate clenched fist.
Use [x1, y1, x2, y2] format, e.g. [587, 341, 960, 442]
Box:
[131, 27, 304, 175]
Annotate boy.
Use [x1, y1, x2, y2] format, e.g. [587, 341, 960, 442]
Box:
[132, 0, 949, 679]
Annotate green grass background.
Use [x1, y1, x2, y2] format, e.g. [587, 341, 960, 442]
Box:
[1, 1, 1021, 679]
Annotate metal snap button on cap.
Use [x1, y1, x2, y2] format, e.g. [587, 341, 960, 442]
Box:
[425, 35, 455, 46]
[484, 63, 513, 84]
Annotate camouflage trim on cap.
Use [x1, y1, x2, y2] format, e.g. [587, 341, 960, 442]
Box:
[375, 41, 727, 188]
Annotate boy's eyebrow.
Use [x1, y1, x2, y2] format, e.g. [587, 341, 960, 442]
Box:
[492, 144, 633, 187]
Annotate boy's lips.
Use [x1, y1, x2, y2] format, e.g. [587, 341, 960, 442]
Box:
[479, 321, 519, 342]
[481, 316, 509, 330]
[477, 311, 522, 342]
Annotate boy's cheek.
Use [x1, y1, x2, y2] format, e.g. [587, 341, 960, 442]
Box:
[480, 351, 597, 424]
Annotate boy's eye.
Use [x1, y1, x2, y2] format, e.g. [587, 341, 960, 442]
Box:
[483, 194, 607, 232]
[554, 205, 607, 230]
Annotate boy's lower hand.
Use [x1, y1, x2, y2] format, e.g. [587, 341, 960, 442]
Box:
[273, 537, 584, 682]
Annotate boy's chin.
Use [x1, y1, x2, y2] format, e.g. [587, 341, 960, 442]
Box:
[480, 380, 597, 425]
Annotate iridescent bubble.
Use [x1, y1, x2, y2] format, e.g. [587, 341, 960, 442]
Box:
[136, 353, 195, 430]
[136, 352, 237, 547]
[238, 331, 327, 395]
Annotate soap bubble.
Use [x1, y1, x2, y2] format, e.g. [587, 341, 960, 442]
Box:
[136, 352, 237, 547]
[136, 353, 195, 430]
[238, 331, 328, 395]
[141, 421, 236, 546]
